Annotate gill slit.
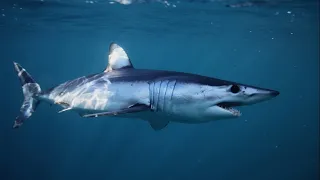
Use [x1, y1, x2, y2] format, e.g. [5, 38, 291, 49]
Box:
[170, 80, 177, 101]
[163, 80, 169, 112]
[156, 81, 163, 111]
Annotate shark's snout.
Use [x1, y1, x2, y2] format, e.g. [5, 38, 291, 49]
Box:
[255, 88, 280, 99]
[243, 87, 280, 105]
[270, 90, 280, 97]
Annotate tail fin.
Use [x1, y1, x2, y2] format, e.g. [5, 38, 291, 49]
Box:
[13, 62, 41, 129]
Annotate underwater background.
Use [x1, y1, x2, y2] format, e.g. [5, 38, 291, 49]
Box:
[0, 0, 319, 180]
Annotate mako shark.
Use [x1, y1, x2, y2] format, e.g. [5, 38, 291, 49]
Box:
[13, 42, 279, 130]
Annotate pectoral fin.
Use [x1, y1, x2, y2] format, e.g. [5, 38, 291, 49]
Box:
[148, 119, 169, 131]
[55, 101, 73, 113]
[58, 107, 72, 113]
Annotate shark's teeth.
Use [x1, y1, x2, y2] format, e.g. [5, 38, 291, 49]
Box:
[228, 107, 241, 116]
[218, 105, 241, 116]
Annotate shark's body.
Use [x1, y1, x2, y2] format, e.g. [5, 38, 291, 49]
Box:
[13, 43, 279, 130]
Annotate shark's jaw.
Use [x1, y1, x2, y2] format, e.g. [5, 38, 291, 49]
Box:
[216, 102, 242, 117]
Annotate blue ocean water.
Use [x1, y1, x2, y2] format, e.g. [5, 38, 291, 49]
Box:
[0, 0, 319, 180]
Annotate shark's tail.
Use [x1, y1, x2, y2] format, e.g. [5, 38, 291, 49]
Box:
[13, 62, 41, 129]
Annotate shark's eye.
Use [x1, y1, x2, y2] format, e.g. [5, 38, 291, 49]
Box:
[230, 85, 240, 93]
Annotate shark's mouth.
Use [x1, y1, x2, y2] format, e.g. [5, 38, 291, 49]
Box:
[217, 102, 241, 116]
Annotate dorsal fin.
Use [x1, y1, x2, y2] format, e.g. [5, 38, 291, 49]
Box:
[104, 42, 134, 72]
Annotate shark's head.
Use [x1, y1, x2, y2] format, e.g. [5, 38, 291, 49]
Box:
[202, 82, 280, 119]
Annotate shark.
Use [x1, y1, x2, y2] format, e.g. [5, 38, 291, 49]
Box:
[13, 42, 280, 130]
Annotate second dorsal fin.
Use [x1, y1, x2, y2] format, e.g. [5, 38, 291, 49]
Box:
[104, 42, 134, 72]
